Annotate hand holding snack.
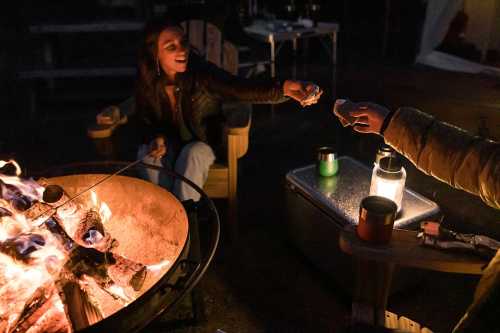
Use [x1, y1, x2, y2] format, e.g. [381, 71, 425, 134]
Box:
[284, 80, 323, 107]
[332, 99, 391, 134]
[332, 99, 358, 127]
[149, 136, 167, 162]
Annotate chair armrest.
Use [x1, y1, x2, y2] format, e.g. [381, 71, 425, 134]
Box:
[224, 105, 252, 161]
[118, 96, 135, 116]
[224, 107, 252, 136]
[340, 226, 487, 275]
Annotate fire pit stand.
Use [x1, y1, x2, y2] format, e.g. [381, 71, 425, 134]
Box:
[36, 161, 220, 333]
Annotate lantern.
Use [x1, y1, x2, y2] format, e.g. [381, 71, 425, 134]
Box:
[369, 156, 406, 212]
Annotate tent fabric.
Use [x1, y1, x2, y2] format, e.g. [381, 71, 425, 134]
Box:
[416, 0, 500, 76]
[417, 0, 464, 58]
[419, 50, 500, 75]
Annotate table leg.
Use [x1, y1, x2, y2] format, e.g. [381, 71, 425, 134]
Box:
[270, 35, 276, 78]
[352, 258, 394, 327]
[43, 41, 55, 92]
[331, 64, 337, 100]
[27, 84, 37, 121]
[332, 32, 337, 65]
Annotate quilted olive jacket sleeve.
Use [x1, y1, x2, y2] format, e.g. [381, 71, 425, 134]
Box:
[383, 107, 500, 210]
[192, 56, 289, 104]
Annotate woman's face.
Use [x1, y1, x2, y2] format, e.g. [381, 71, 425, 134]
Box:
[157, 27, 190, 77]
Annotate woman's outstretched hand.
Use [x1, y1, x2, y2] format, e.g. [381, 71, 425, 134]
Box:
[149, 136, 167, 162]
[283, 80, 323, 107]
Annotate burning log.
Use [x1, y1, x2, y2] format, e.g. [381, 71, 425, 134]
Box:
[45, 215, 144, 291]
[61, 281, 103, 331]
[23, 202, 56, 227]
[0, 216, 145, 307]
[40, 211, 144, 291]
[43, 218, 74, 252]
[20, 185, 117, 253]
[43, 214, 146, 292]
[107, 255, 148, 292]
[56, 276, 103, 331]
[40, 185, 118, 253]
[75, 210, 116, 252]
[19, 301, 70, 333]
[10, 283, 56, 333]
[10, 277, 102, 333]
[66, 246, 147, 292]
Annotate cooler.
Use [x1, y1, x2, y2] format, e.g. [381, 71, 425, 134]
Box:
[285, 156, 440, 293]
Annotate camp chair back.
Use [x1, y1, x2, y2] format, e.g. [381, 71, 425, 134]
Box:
[181, 19, 251, 235]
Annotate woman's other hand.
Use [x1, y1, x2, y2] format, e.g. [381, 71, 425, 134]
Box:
[349, 102, 391, 134]
[283, 80, 323, 107]
[149, 136, 167, 162]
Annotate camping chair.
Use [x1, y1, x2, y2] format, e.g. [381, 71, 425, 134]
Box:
[339, 225, 489, 332]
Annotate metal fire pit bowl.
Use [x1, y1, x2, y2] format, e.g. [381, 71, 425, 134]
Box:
[38, 161, 220, 333]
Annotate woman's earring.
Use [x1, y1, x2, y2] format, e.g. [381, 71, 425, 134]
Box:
[156, 59, 161, 77]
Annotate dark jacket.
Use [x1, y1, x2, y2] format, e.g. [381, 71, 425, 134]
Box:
[133, 54, 287, 153]
[383, 107, 500, 332]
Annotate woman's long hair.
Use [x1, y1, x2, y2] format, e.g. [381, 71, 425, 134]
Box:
[135, 17, 183, 126]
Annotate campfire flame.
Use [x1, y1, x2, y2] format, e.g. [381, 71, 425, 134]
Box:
[0, 160, 173, 332]
[90, 191, 111, 224]
[0, 161, 73, 332]
[0, 160, 22, 177]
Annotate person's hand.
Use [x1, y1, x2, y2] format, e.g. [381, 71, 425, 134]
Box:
[349, 102, 391, 134]
[283, 80, 323, 107]
[148, 136, 167, 162]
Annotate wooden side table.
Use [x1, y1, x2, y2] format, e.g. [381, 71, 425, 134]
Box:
[339, 225, 487, 327]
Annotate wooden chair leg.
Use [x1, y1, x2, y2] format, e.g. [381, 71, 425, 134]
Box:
[227, 135, 239, 241]
[227, 194, 237, 241]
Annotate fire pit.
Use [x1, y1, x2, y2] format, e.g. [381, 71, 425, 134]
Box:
[0, 160, 220, 333]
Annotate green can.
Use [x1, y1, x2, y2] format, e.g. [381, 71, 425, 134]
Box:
[317, 147, 338, 177]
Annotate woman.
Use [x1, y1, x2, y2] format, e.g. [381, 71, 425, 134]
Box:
[134, 17, 322, 201]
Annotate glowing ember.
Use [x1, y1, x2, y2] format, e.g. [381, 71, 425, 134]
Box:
[147, 260, 171, 273]
[106, 285, 133, 305]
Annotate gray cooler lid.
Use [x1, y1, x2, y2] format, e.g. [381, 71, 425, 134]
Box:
[286, 156, 440, 228]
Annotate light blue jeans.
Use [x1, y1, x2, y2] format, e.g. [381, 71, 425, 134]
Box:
[138, 141, 216, 202]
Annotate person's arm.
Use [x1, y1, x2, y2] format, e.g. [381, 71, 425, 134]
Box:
[129, 98, 168, 160]
[334, 102, 500, 209]
[383, 107, 500, 209]
[195, 59, 321, 105]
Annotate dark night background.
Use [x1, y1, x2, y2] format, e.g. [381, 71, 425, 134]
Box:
[1, 1, 500, 332]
